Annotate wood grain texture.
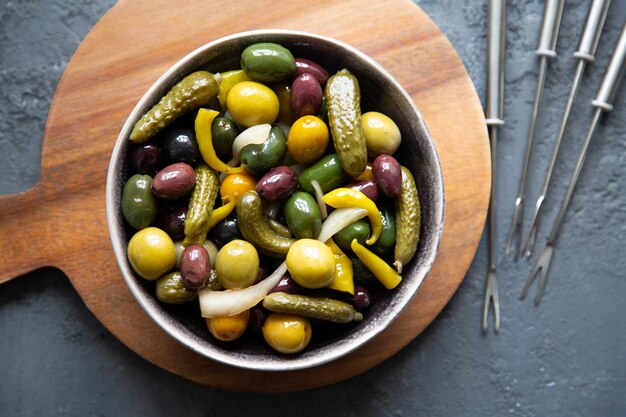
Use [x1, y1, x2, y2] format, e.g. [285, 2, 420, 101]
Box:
[0, 0, 490, 392]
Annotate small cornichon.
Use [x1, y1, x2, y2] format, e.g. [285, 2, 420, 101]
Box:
[263, 292, 363, 324]
[393, 166, 421, 273]
[130, 71, 218, 143]
[324, 69, 368, 178]
[184, 163, 220, 246]
[236, 190, 295, 258]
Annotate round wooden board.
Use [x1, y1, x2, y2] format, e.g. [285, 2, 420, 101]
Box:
[0, 0, 490, 392]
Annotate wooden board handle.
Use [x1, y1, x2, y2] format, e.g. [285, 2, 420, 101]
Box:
[0, 173, 110, 285]
[0, 185, 53, 283]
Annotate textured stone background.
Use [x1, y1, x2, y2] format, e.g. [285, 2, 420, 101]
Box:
[1, 1, 625, 416]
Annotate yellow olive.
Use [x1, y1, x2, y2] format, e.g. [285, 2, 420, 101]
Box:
[206, 309, 250, 342]
[215, 239, 259, 289]
[262, 313, 312, 354]
[286, 238, 335, 289]
[361, 111, 401, 157]
[220, 172, 257, 203]
[127, 227, 176, 280]
[226, 81, 279, 127]
[287, 115, 329, 164]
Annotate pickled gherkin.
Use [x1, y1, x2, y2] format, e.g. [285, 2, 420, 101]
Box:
[324, 69, 367, 177]
[130, 71, 218, 143]
[263, 292, 363, 323]
[393, 166, 421, 273]
[236, 190, 295, 258]
[184, 164, 220, 246]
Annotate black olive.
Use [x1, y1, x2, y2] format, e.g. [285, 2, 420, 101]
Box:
[209, 213, 243, 248]
[160, 127, 201, 165]
[157, 204, 187, 241]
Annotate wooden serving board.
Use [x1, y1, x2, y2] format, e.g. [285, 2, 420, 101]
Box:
[0, 0, 490, 392]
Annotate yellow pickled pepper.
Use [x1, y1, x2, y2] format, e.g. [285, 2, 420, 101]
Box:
[326, 239, 355, 294]
[351, 239, 402, 290]
[206, 200, 236, 230]
[322, 188, 382, 245]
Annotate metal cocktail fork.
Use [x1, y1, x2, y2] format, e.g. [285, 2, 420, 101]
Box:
[482, 0, 506, 334]
[522, 0, 612, 258]
[505, 0, 564, 261]
[522, 23, 626, 305]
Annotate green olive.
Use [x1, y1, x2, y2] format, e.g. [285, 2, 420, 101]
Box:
[174, 240, 185, 268]
[215, 239, 259, 289]
[361, 111, 401, 157]
[121, 174, 157, 230]
[211, 116, 239, 161]
[240, 43, 296, 83]
[127, 227, 176, 280]
[202, 240, 219, 267]
[155, 272, 197, 304]
[333, 220, 371, 254]
[298, 153, 347, 194]
[240, 125, 287, 176]
[283, 191, 322, 239]
[262, 313, 312, 354]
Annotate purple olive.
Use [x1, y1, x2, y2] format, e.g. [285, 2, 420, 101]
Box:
[290, 73, 323, 117]
[180, 245, 210, 290]
[346, 180, 379, 202]
[269, 275, 302, 294]
[349, 285, 371, 311]
[373, 155, 402, 197]
[254, 263, 271, 284]
[152, 162, 196, 200]
[295, 58, 330, 86]
[256, 166, 299, 201]
[158, 204, 187, 240]
[131, 143, 162, 176]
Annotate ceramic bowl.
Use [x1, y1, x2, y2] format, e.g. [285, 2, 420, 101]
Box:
[106, 29, 444, 371]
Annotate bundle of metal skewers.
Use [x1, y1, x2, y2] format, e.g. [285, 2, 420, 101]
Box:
[482, 0, 626, 334]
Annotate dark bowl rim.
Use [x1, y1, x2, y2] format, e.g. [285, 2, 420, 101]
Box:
[106, 29, 444, 371]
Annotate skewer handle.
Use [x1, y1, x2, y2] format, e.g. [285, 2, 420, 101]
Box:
[536, 0, 565, 58]
[486, 0, 506, 126]
[574, 0, 611, 62]
[592, 23, 626, 112]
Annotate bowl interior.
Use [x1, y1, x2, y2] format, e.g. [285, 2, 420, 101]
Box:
[107, 30, 444, 371]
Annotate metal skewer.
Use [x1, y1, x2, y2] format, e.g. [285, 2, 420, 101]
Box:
[482, 0, 505, 334]
[522, 23, 626, 305]
[505, 0, 564, 261]
[522, 0, 612, 258]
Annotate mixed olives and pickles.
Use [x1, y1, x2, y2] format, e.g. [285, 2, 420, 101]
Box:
[122, 42, 421, 355]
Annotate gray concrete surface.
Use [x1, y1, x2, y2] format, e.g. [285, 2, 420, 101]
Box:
[1, 0, 625, 416]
